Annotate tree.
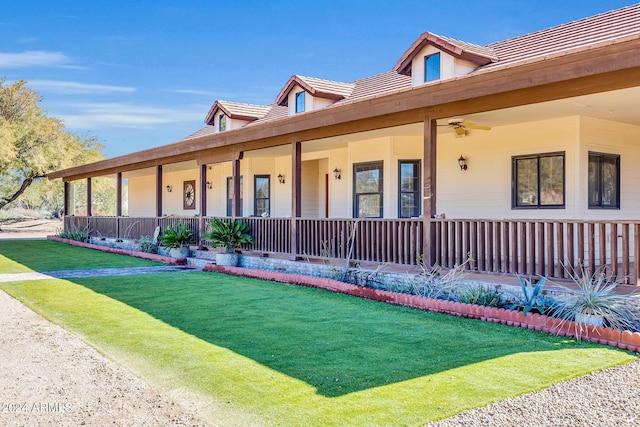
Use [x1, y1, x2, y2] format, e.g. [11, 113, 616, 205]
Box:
[0, 78, 104, 212]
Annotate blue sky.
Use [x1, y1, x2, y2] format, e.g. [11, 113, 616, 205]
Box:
[1, 1, 637, 157]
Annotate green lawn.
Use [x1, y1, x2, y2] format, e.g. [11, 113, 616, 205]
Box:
[0, 240, 162, 273]
[0, 247, 636, 427]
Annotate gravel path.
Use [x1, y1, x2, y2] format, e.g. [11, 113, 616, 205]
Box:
[427, 362, 640, 427]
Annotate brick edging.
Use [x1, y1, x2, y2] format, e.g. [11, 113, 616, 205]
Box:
[47, 236, 187, 265]
[204, 264, 640, 353]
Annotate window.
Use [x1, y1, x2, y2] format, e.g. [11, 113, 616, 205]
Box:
[254, 175, 270, 216]
[226, 176, 243, 216]
[218, 114, 226, 131]
[399, 160, 421, 218]
[353, 161, 383, 218]
[424, 52, 441, 82]
[512, 152, 565, 209]
[588, 152, 620, 209]
[295, 91, 305, 113]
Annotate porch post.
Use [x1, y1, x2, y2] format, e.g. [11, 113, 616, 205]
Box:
[199, 163, 208, 245]
[86, 177, 92, 217]
[116, 172, 122, 217]
[116, 172, 122, 239]
[232, 154, 242, 217]
[63, 181, 70, 217]
[291, 141, 302, 259]
[156, 165, 163, 218]
[423, 117, 437, 266]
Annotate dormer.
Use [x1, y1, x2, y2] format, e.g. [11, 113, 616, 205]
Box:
[275, 75, 355, 115]
[393, 32, 498, 87]
[204, 100, 271, 133]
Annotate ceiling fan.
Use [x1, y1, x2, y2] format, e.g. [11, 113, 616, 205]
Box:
[443, 117, 491, 137]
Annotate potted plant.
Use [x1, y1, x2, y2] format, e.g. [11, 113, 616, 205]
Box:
[202, 218, 254, 267]
[158, 222, 193, 258]
[554, 262, 639, 331]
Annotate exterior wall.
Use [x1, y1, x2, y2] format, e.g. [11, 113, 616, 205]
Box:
[579, 116, 640, 220]
[273, 156, 292, 217]
[301, 160, 320, 217]
[410, 45, 478, 87]
[286, 84, 335, 115]
[206, 162, 232, 217]
[128, 174, 156, 217]
[437, 116, 579, 219]
[162, 169, 200, 216]
[347, 136, 423, 219]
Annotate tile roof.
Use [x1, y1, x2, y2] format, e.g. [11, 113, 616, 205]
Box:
[275, 75, 355, 106]
[186, 4, 640, 142]
[204, 100, 271, 125]
[483, 3, 640, 70]
[334, 71, 411, 105]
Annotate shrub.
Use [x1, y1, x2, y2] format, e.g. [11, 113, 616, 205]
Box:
[56, 226, 89, 242]
[458, 284, 505, 307]
[137, 235, 158, 254]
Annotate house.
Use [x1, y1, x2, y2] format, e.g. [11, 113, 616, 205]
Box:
[49, 4, 640, 283]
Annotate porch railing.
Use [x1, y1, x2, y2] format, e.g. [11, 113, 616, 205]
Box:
[433, 219, 639, 284]
[63, 216, 639, 284]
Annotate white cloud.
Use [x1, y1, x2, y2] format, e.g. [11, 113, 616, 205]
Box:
[0, 51, 80, 68]
[55, 102, 203, 129]
[29, 80, 136, 95]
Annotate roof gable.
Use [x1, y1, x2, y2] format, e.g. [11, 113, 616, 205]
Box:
[275, 75, 355, 106]
[204, 100, 271, 125]
[393, 32, 498, 76]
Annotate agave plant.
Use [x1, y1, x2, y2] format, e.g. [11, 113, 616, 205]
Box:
[552, 262, 640, 332]
[202, 218, 254, 254]
[514, 275, 552, 315]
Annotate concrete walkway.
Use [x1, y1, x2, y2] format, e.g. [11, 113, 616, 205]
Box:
[0, 265, 196, 283]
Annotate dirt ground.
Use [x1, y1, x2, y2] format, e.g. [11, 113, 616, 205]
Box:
[0, 220, 211, 426]
[0, 218, 62, 240]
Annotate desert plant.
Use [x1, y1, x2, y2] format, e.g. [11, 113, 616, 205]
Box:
[512, 275, 553, 315]
[137, 235, 158, 254]
[403, 256, 471, 300]
[158, 222, 194, 249]
[551, 262, 640, 332]
[458, 284, 505, 307]
[202, 218, 254, 253]
[56, 226, 89, 242]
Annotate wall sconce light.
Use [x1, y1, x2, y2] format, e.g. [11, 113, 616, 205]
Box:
[206, 181, 212, 190]
[166, 185, 172, 192]
[458, 155, 468, 171]
[333, 167, 341, 180]
[277, 174, 285, 184]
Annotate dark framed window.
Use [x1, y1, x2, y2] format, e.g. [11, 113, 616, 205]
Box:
[226, 176, 243, 216]
[512, 152, 565, 209]
[295, 91, 305, 113]
[399, 160, 421, 218]
[353, 161, 383, 218]
[254, 175, 270, 216]
[588, 152, 620, 209]
[218, 114, 226, 131]
[424, 52, 441, 82]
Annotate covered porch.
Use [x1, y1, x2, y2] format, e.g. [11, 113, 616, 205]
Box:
[51, 38, 640, 285]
